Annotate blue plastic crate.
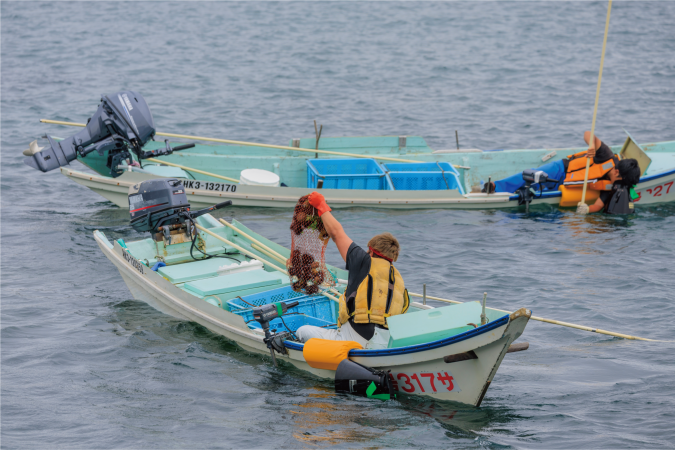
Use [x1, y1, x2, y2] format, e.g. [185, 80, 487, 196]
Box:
[227, 285, 306, 311]
[230, 292, 338, 324]
[306, 159, 391, 190]
[247, 314, 336, 334]
[383, 162, 465, 193]
[383, 162, 460, 176]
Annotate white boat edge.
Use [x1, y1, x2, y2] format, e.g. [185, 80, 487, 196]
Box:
[93, 220, 531, 406]
[65, 166, 675, 210]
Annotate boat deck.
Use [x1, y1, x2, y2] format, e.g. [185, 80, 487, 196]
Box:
[119, 218, 507, 349]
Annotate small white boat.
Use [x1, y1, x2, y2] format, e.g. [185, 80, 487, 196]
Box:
[61, 134, 675, 210]
[94, 213, 531, 406]
[24, 91, 675, 211]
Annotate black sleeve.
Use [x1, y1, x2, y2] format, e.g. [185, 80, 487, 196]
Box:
[593, 142, 614, 164]
[344, 242, 371, 304]
[343, 243, 376, 341]
[345, 242, 369, 272]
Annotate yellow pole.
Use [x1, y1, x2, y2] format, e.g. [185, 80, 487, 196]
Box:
[218, 219, 287, 261]
[217, 220, 654, 340]
[197, 223, 341, 303]
[407, 292, 657, 341]
[194, 224, 288, 274]
[39, 119, 464, 167]
[251, 243, 287, 266]
[580, 0, 613, 207]
[145, 158, 239, 183]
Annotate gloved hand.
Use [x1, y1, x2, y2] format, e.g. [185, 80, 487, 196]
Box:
[576, 203, 589, 215]
[308, 192, 332, 217]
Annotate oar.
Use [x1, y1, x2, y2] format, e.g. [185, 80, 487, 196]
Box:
[218, 219, 287, 261]
[407, 292, 659, 342]
[145, 158, 239, 183]
[195, 224, 340, 303]
[579, 0, 613, 210]
[39, 119, 466, 168]
[195, 224, 288, 274]
[215, 220, 658, 341]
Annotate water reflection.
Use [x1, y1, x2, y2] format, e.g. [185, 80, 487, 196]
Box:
[286, 388, 523, 447]
[109, 300, 521, 446]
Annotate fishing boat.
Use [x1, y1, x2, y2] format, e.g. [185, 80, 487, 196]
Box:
[93, 180, 532, 406]
[24, 91, 675, 210]
[54, 134, 675, 210]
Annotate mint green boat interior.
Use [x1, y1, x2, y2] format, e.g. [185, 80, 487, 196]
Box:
[76, 135, 675, 193]
[102, 218, 507, 349]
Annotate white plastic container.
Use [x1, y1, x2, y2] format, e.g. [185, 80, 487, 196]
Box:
[239, 169, 280, 187]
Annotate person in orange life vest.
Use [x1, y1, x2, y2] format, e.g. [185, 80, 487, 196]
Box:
[295, 192, 410, 349]
[481, 132, 615, 194]
[576, 158, 641, 214]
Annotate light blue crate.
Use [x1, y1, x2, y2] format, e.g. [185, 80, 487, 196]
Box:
[230, 293, 337, 324]
[306, 159, 391, 190]
[227, 285, 307, 310]
[383, 162, 465, 193]
[383, 162, 460, 176]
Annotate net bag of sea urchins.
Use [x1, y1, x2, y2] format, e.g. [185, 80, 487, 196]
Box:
[287, 195, 335, 294]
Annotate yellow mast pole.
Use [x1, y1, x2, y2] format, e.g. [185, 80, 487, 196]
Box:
[39, 119, 464, 168]
[579, 0, 613, 208]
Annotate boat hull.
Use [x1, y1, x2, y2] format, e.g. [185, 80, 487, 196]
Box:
[67, 166, 675, 210]
[94, 229, 529, 406]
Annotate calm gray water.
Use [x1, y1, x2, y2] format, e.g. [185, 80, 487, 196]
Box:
[2, 2, 675, 448]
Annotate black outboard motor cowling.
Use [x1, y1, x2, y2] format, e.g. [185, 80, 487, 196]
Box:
[128, 178, 232, 238]
[128, 178, 190, 233]
[24, 91, 155, 176]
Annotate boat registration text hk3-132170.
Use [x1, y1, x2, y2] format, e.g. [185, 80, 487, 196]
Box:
[180, 180, 237, 192]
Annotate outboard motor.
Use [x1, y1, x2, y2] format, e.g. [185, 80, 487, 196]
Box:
[23, 91, 195, 177]
[128, 178, 231, 243]
[334, 359, 395, 400]
[252, 301, 300, 367]
[516, 169, 559, 213]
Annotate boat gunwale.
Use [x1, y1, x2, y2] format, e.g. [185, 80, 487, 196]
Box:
[506, 167, 675, 201]
[283, 314, 510, 357]
[63, 161, 675, 208]
[94, 232, 264, 341]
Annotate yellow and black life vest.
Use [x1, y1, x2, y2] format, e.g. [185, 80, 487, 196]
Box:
[337, 257, 410, 328]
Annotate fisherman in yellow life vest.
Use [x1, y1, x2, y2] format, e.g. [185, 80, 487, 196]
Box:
[295, 192, 410, 349]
